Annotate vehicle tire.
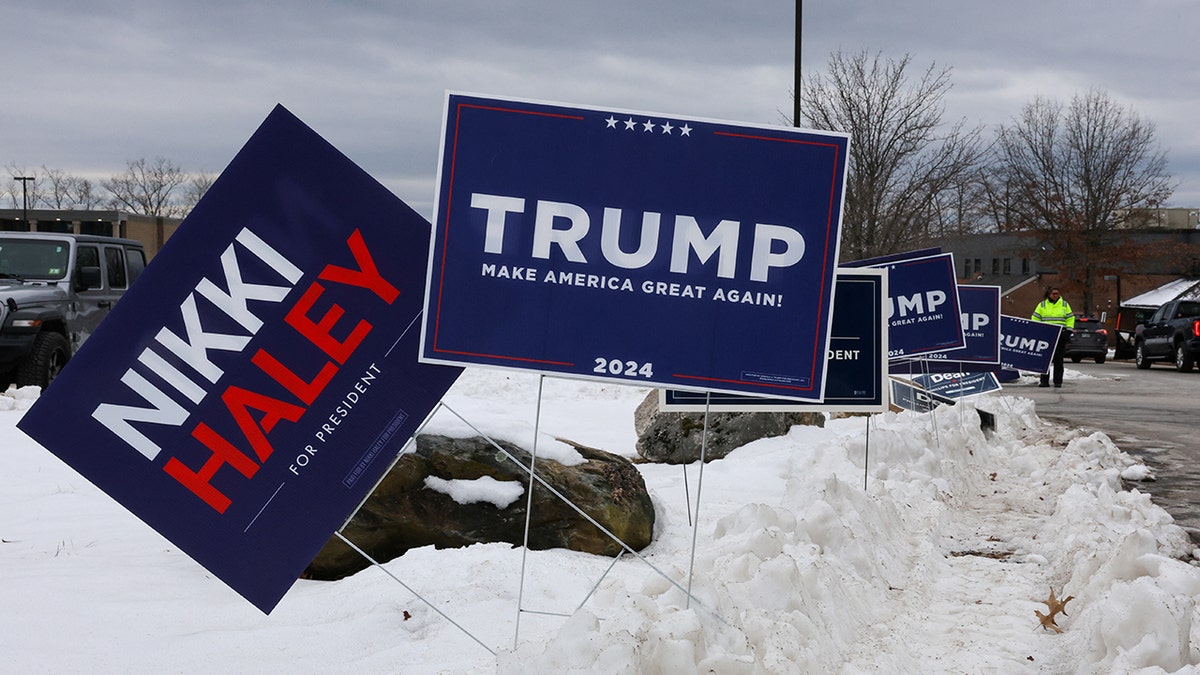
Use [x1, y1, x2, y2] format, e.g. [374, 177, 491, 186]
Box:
[1070, 355, 1083, 363]
[1135, 342, 1152, 369]
[15, 332, 70, 390]
[1175, 342, 1195, 373]
[1095, 354, 1106, 364]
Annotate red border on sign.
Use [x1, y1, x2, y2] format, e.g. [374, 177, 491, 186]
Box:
[431, 103, 844, 393]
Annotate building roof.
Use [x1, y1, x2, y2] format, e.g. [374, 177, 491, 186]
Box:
[1121, 278, 1200, 308]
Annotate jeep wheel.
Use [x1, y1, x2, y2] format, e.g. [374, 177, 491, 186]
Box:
[1175, 342, 1195, 372]
[1070, 355, 1083, 363]
[1094, 354, 1106, 364]
[15, 332, 70, 390]
[1135, 342, 1152, 369]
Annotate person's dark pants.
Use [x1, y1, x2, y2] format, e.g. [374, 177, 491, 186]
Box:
[1040, 332, 1068, 387]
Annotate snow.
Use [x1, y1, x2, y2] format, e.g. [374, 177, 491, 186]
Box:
[1122, 464, 1157, 482]
[4, 369, 1200, 673]
[424, 475, 525, 509]
[1121, 278, 1200, 309]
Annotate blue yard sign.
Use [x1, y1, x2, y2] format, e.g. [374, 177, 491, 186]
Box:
[1000, 314, 1063, 373]
[909, 371, 1002, 399]
[17, 106, 462, 613]
[846, 250, 964, 360]
[895, 285, 1001, 371]
[889, 378, 956, 413]
[659, 268, 888, 412]
[421, 93, 849, 401]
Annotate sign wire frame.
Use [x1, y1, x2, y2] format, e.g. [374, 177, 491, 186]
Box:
[434, 399, 732, 631]
[331, 386, 736, 658]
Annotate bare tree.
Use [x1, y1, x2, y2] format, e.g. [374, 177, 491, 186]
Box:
[42, 167, 77, 209]
[800, 50, 987, 261]
[4, 165, 42, 210]
[927, 168, 995, 238]
[2, 166, 104, 211]
[71, 176, 104, 209]
[179, 172, 217, 216]
[991, 89, 1175, 311]
[102, 157, 188, 217]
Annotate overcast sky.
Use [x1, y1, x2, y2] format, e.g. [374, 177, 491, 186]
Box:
[4, 1, 1199, 219]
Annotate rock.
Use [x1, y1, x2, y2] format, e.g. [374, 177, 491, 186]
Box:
[304, 434, 654, 580]
[634, 390, 824, 464]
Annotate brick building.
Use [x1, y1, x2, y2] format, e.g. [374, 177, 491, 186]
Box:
[0, 209, 181, 260]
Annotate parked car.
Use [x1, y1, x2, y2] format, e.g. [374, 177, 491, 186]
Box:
[1134, 299, 1200, 371]
[1113, 306, 1153, 360]
[1064, 315, 1108, 364]
[0, 232, 146, 388]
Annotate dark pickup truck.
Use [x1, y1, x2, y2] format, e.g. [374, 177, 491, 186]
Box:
[1134, 299, 1200, 371]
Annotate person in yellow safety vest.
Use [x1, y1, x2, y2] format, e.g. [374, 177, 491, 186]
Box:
[1031, 286, 1075, 388]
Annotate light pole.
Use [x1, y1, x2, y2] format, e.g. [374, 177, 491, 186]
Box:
[14, 176, 34, 230]
[1103, 274, 1121, 348]
[793, 0, 802, 128]
[1103, 274, 1121, 308]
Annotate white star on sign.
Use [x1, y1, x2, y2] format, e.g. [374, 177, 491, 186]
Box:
[642, 119, 656, 132]
[679, 124, 693, 137]
[624, 118, 637, 130]
[606, 116, 618, 129]
[660, 121, 674, 134]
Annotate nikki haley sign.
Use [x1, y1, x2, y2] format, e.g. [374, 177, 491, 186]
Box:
[17, 106, 462, 613]
[421, 93, 849, 401]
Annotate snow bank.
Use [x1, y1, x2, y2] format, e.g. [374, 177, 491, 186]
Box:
[5, 370, 1200, 673]
[496, 394, 1200, 673]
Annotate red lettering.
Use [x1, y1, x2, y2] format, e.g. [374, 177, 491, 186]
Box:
[159, 229, 396, 514]
[285, 283, 371, 363]
[223, 385, 306, 462]
[164, 423, 260, 514]
[318, 229, 400, 303]
[252, 348, 337, 405]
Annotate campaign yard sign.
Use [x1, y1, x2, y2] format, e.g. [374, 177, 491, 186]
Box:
[659, 268, 888, 412]
[893, 285, 1001, 372]
[17, 106, 463, 613]
[1000, 314, 1063, 373]
[888, 377, 956, 413]
[909, 371, 1002, 399]
[421, 93, 849, 401]
[846, 250, 964, 360]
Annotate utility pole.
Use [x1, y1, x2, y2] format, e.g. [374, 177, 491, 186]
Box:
[793, 0, 802, 128]
[14, 176, 34, 230]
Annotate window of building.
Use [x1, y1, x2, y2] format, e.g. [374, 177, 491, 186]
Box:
[80, 221, 114, 236]
[1022, 258, 1030, 275]
[1003, 258, 1011, 275]
[991, 258, 1000, 275]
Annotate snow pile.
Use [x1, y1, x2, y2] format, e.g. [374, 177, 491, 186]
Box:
[3, 370, 1200, 673]
[425, 475, 525, 508]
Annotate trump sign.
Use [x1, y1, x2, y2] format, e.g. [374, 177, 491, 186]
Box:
[659, 268, 888, 412]
[893, 285, 1001, 372]
[846, 250, 964, 360]
[1000, 314, 1063, 373]
[421, 93, 849, 401]
[17, 106, 462, 613]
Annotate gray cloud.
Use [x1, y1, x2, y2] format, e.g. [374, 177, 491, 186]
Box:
[4, 0, 1198, 217]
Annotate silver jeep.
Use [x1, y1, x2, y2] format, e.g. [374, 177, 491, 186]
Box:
[0, 232, 145, 389]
